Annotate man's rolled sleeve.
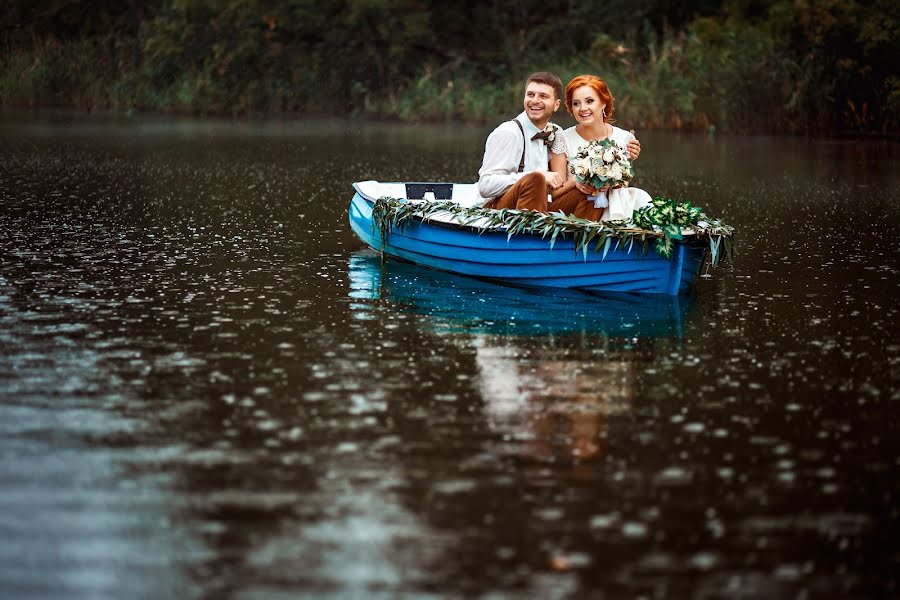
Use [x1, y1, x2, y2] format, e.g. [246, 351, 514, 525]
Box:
[477, 127, 525, 200]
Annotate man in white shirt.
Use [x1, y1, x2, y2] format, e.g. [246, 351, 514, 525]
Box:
[478, 72, 566, 212]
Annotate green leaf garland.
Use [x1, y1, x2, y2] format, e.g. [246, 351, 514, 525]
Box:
[371, 196, 734, 264]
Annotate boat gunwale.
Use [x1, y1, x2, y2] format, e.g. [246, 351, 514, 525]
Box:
[351, 189, 705, 248]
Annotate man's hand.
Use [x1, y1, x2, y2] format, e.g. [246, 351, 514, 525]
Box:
[627, 131, 641, 160]
[550, 179, 577, 199]
[541, 170, 565, 190]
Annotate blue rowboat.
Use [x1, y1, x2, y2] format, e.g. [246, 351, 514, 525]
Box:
[348, 181, 712, 296]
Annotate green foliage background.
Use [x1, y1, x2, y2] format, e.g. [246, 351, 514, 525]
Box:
[2, 0, 897, 134]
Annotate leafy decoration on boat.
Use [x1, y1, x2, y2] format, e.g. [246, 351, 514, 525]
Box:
[372, 196, 734, 262]
[630, 196, 734, 260]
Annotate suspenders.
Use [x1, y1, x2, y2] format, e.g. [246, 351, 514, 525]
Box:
[511, 119, 526, 173]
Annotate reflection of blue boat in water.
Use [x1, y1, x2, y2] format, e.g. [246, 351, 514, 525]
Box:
[348, 250, 695, 338]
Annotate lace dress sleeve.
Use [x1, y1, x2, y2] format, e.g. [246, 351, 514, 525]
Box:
[549, 131, 568, 156]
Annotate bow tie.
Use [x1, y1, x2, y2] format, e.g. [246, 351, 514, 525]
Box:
[531, 130, 552, 141]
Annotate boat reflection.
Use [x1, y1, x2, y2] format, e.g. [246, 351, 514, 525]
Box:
[348, 250, 696, 339]
[348, 250, 695, 464]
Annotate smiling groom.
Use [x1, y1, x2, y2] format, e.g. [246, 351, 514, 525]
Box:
[478, 72, 567, 212]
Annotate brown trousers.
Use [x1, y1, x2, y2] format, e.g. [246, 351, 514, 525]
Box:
[485, 172, 604, 221]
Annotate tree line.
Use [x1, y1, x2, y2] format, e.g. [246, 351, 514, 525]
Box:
[1, 0, 897, 135]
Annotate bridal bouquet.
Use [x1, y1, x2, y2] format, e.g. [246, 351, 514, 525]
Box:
[569, 138, 634, 207]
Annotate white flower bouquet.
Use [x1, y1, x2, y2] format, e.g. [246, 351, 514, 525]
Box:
[568, 138, 634, 208]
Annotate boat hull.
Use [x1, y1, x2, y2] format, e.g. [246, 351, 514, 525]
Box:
[348, 192, 708, 295]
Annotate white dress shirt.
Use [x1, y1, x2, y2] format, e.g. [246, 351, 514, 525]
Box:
[477, 112, 550, 203]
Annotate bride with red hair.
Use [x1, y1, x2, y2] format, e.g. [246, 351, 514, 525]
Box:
[549, 75, 650, 221]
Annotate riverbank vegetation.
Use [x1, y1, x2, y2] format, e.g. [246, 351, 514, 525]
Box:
[2, 0, 897, 134]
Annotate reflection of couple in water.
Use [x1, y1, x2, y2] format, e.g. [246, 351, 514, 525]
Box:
[476, 341, 637, 463]
[477, 71, 652, 223]
[348, 252, 694, 463]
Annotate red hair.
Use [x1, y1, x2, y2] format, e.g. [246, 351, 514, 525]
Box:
[564, 75, 615, 121]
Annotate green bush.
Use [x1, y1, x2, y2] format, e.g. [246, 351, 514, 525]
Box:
[0, 0, 895, 134]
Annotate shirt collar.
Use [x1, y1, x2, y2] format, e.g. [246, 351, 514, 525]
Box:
[515, 111, 542, 137]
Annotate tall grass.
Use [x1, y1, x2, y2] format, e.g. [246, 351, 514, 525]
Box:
[1, 19, 896, 134]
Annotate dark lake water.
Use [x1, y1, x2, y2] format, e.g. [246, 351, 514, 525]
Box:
[1, 114, 899, 599]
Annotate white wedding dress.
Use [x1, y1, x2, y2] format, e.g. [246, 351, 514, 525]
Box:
[551, 125, 652, 221]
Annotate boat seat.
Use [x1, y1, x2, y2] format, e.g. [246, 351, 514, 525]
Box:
[353, 180, 483, 208]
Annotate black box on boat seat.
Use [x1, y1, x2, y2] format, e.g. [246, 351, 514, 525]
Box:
[405, 183, 453, 200]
